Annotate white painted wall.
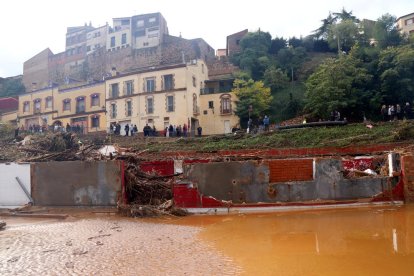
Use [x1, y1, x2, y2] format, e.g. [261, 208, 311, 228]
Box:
[0, 163, 31, 208]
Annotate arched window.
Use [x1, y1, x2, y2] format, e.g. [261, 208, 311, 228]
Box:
[220, 94, 232, 114]
[91, 93, 100, 107]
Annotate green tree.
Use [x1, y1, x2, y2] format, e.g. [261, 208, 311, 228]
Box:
[276, 46, 307, 79]
[0, 77, 25, 97]
[328, 19, 360, 53]
[264, 66, 289, 92]
[230, 31, 272, 80]
[233, 79, 272, 127]
[378, 45, 414, 104]
[373, 14, 403, 49]
[304, 55, 373, 120]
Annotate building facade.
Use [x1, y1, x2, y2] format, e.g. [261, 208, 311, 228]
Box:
[17, 82, 106, 133]
[397, 12, 414, 36]
[199, 76, 239, 134]
[105, 60, 209, 135]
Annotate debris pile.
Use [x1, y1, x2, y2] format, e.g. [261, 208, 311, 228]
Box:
[117, 155, 188, 217]
[17, 133, 99, 162]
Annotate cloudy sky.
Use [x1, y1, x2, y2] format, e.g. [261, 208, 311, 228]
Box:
[0, 0, 412, 77]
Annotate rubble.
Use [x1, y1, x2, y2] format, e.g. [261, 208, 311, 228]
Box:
[0, 220, 6, 230]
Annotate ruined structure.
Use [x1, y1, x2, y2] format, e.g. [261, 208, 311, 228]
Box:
[22, 13, 216, 91]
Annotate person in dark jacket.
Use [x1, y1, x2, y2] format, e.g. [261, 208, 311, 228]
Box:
[124, 124, 129, 136]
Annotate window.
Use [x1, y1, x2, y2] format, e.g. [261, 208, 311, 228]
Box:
[406, 18, 414, 25]
[193, 94, 198, 114]
[202, 64, 205, 74]
[148, 27, 159, 32]
[91, 94, 100, 107]
[192, 76, 196, 87]
[147, 97, 154, 114]
[45, 97, 53, 109]
[110, 103, 117, 119]
[76, 96, 85, 113]
[136, 30, 146, 37]
[149, 17, 156, 23]
[125, 81, 134, 95]
[137, 20, 144, 27]
[121, 19, 130, 25]
[208, 101, 214, 109]
[63, 99, 71, 111]
[220, 95, 231, 114]
[87, 46, 91, 52]
[122, 33, 127, 44]
[126, 100, 132, 117]
[163, 74, 174, 90]
[166, 95, 174, 112]
[145, 77, 155, 92]
[143, 42, 149, 46]
[110, 36, 115, 47]
[34, 99, 41, 113]
[148, 33, 158, 38]
[110, 83, 119, 98]
[23, 101, 30, 112]
[91, 116, 99, 128]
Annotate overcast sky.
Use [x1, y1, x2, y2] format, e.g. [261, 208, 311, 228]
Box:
[0, 0, 412, 78]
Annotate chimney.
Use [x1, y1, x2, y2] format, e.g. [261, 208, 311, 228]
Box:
[31, 82, 37, 91]
[111, 67, 118, 77]
[181, 51, 185, 64]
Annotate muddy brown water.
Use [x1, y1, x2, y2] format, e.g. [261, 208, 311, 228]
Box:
[168, 205, 414, 275]
[2, 205, 414, 275]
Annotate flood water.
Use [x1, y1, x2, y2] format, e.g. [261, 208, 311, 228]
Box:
[172, 205, 414, 275]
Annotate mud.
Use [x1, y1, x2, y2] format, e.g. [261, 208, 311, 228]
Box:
[173, 205, 414, 275]
[0, 216, 241, 275]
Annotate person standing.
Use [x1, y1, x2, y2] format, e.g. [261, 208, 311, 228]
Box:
[263, 115, 270, 131]
[396, 104, 402, 120]
[381, 105, 387, 121]
[405, 102, 412, 120]
[124, 124, 129, 136]
[197, 126, 202, 137]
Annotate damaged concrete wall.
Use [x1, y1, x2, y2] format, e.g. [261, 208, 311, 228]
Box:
[0, 163, 31, 208]
[185, 161, 269, 203]
[184, 158, 388, 204]
[31, 161, 122, 206]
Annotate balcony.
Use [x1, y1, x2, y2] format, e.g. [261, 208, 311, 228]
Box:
[200, 86, 233, 95]
[193, 106, 200, 116]
[34, 108, 41, 114]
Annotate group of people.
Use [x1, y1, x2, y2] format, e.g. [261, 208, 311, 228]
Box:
[110, 122, 138, 136]
[247, 115, 271, 133]
[381, 103, 412, 121]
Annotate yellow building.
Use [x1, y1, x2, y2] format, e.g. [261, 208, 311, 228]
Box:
[105, 60, 209, 135]
[53, 82, 106, 133]
[18, 82, 106, 133]
[0, 110, 18, 125]
[397, 12, 414, 36]
[18, 87, 56, 129]
[199, 76, 239, 134]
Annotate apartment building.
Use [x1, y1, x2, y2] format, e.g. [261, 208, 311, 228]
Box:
[17, 82, 106, 133]
[86, 24, 108, 55]
[18, 87, 56, 128]
[107, 17, 131, 52]
[105, 60, 207, 135]
[199, 76, 239, 134]
[52, 82, 106, 133]
[397, 12, 414, 36]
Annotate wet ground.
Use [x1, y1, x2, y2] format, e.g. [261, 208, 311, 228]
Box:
[2, 205, 414, 275]
[171, 205, 414, 275]
[0, 215, 240, 275]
